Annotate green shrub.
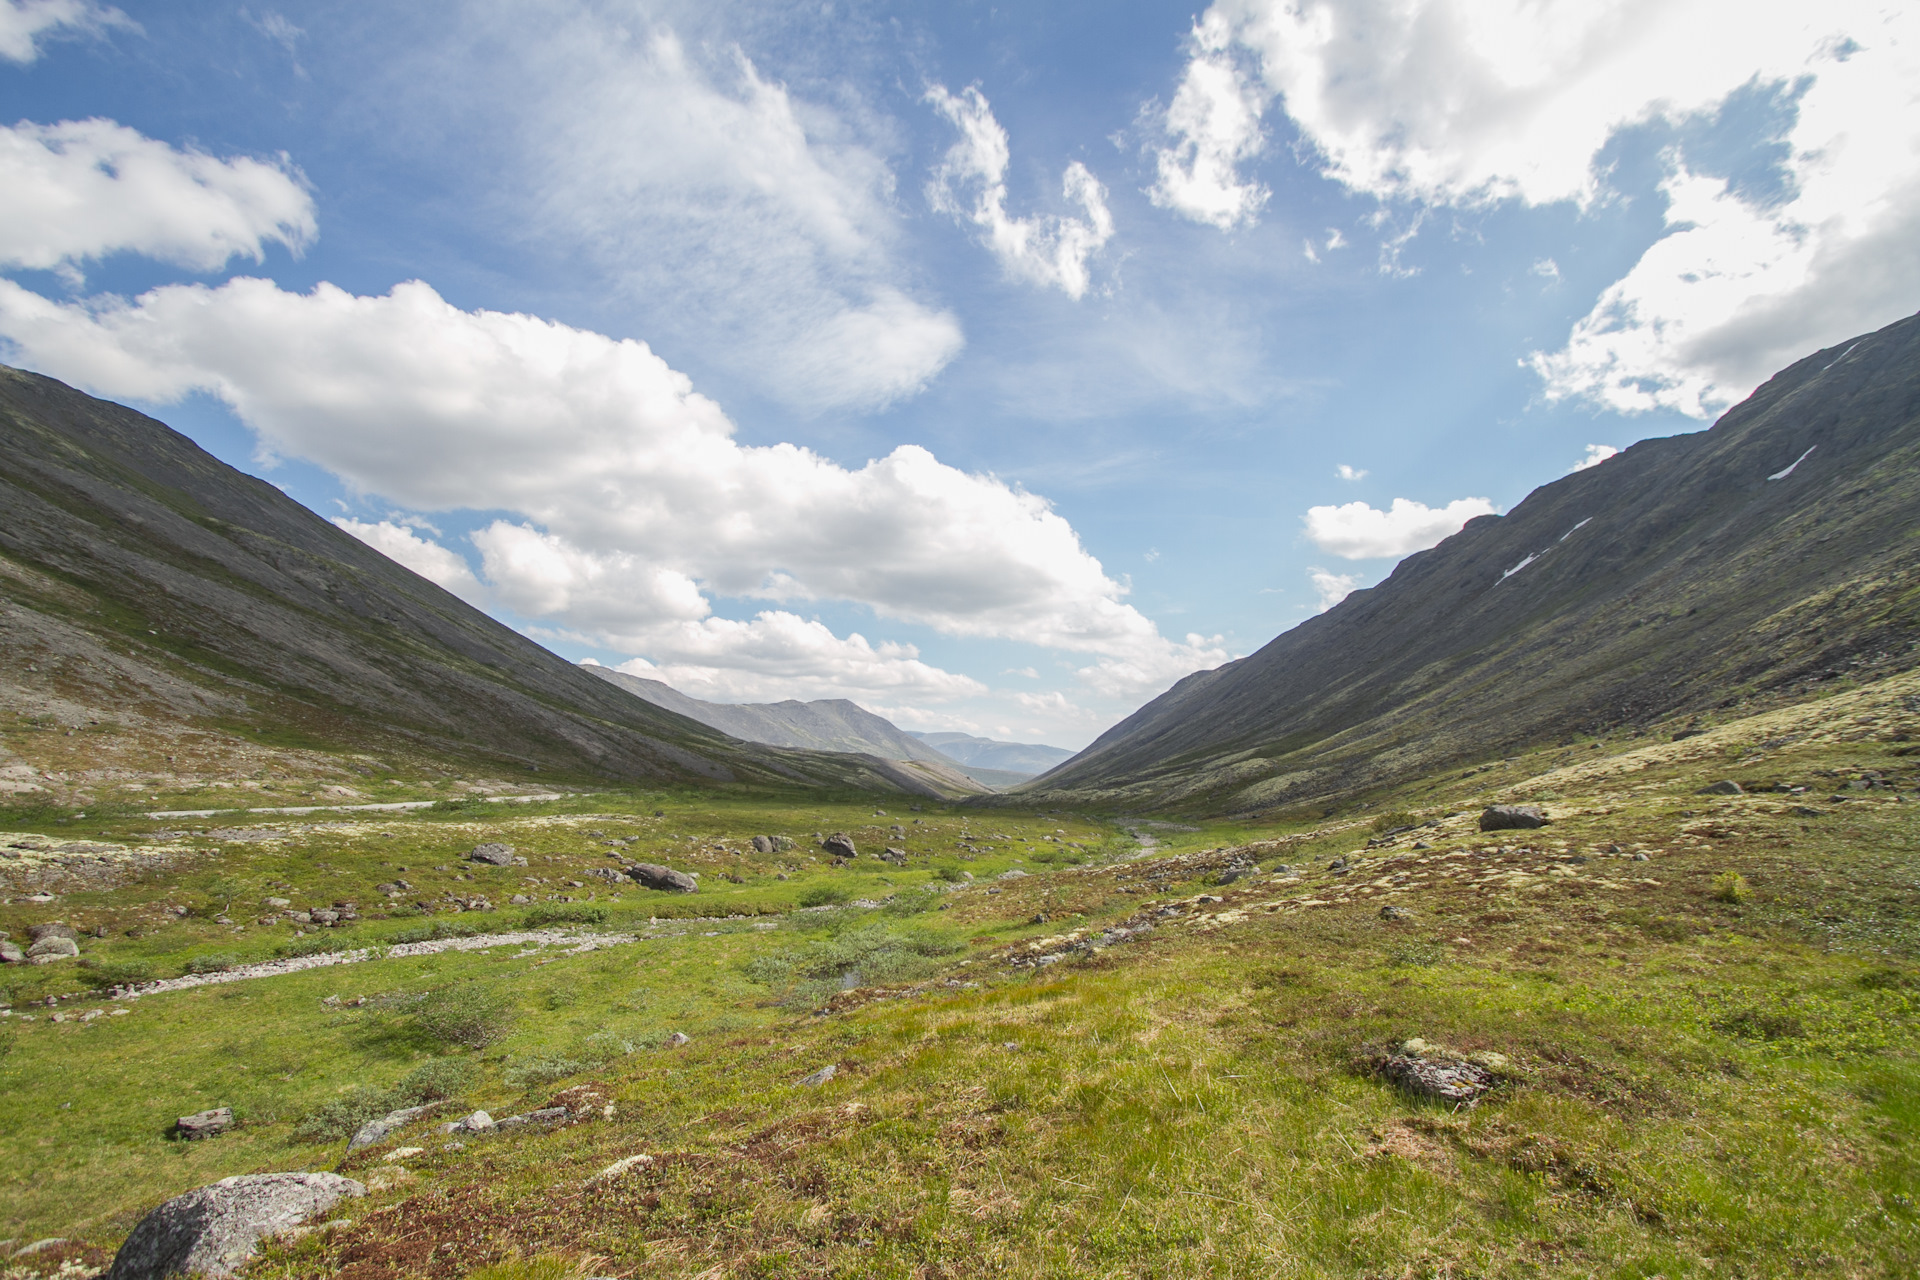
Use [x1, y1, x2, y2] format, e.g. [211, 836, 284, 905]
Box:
[521, 904, 607, 928]
[290, 1057, 474, 1142]
[279, 934, 354, 958]
[1712, 871, 1752, 904]
[932, 865, 969, 883]
[76, 957, 155, 989]
[746, 923, 963, 1006]
[184, 953, 241, 975]
[798, 884, 851, 908]
[388, 919, 479, 945]
[412, 984, 516, 1048]
[503, 1029, 643, 1089]
[1369, 811, 1421, 834]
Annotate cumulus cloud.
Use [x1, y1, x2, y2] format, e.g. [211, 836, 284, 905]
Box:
[0, 271, 1218, 699]
[514, 24, 961, 413]
[1569, 443, 1618, 472]
[610, 615, 986, 705]
[0, 0, 133, 64]
[926, 84, 1114, 299]
[1302, 495, 1497, 559]
[333, 518, 487, 607]
[0, 118, 314, 275]
[1147, 11, 1270, 229]
[1334, 463, 1367, 481]
[1308, 567, 1360, 611]
[1159, 1, 1920, 415]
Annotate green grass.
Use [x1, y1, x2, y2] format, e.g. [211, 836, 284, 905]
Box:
[1, 694, 1917, 1277]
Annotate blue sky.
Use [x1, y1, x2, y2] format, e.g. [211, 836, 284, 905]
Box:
[2, 0, 1915, 748]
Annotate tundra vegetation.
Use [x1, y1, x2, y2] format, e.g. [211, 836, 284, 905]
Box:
[2, 668, 1917, 1278]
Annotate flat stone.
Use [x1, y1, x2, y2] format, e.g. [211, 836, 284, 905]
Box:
[799, 1064, 837, 1086]
[27, 935, 79, 962]
[105, 1172, 365, 1280]
[1697, 779, 1744, 796]
[1479, 805, 1549, 832]
[467, 843, 516, 866]
[0, 940, 25, 963]
[626, 863, 697, 893]
[175, 1108, 234, 1141]
[1382, 1053, 1494, 1102]
[29, 922, 79, 943]
[346, 1104, 434, 1153]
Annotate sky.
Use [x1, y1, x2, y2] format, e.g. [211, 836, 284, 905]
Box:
[0, 0, 1914, 750]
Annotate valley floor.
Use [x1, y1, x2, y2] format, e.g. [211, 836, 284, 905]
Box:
[2, 673, 1918, 1278]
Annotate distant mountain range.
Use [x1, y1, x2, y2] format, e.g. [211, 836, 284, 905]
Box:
[582, 668, 1071, 789]
[0, 365, 978, 797]
[1026, 313, 1920, 813]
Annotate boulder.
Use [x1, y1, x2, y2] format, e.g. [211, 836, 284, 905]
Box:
[1479, 805, 1549, 832]
[28, 935, 79, 963]
[345, 1104, 435, 1153]
[822, 833, 857, 859]
[0, 939, 23, 963]
[467, 843, 516, 866]
[1697, 779, 1744, 796]
[30, 922, 79, 943]
[626, 863, 698, 893]
[666, 1031, 690, 1047]
[1381, 1053, 1494, 1102]
[881, 847, 908, 866]
[799, 1064, 837, 1086]
[439, 1110, 494, 1135]
[751, 835, 774, 854]
[174, 1108, 234, 1141]
[1378, 905, 1414, 920]
[105, 1172, 365, 1280]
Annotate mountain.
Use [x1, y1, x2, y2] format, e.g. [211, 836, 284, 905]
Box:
[582, 666, 987, 794]
[0, 365, 970, 796]
[1027, 313, 1920, 812]
[910, 732, 1075, 783]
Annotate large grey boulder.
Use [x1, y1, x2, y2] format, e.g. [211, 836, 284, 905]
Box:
[467, 843, 516, 866]
[0, 939, 24, 963]
[106, 1172, 365, 1280]
[27, 935, 79, 963]
[1697, 779, 1744, 796]
[1479, 805, 1549, 831]
[626, 863, 697, 893]
[30, 922, 79, 942]
[822, 833, 857, 859]
[345, 1104, 434, 1153]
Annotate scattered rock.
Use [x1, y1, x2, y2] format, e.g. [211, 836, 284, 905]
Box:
[509, 894, 531, 904]
[1378, 905, 1414, 920]
[439, 1111, 493, 1135]
[1697, 780, 1744, 796]
[466, 843, 516, 866]
[799, 1064, 837, 1086]
[751, 835, 774, 854]
[27, 935, 79, 963]
[1381, 1053, 1495, 1103]
[881, 847, 908, 866]
[822, 833, 857, 859]
[174, 1108, 234, 1141]
[997, 868, 1029, 880]
[625, 863, 698, 893]
[666, 1031, 690, 1047]
[1479, 805, 1549, 832]
[104, 1171, 365, 1280]
[346, 1104, 435, 1153]
[29, 923, 79, 943]
[0, 940, 23, 963]
[1790, 805, 1823, 818]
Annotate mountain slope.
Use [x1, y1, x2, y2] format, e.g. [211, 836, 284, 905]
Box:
[1028, 313, 1920, 811]
[582, 666, 988, 794]
[910, 732, 1075, 780]
[0, 365, 959, 795]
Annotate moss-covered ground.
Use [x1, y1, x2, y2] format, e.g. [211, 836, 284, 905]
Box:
[1, 678, 1917, 1277]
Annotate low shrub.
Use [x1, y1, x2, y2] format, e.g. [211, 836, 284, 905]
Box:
[504, 1029, 647, 1089]
[798, 884, 851, 908]
[746, 923, 964, 1006]
[932, 865, 969, 883]
[291, 1057, 475, 1143]
[279, 934, 354, 958]
[388, 919, 479, 945]
[1712, 871, 1752, 904]
[75, 957, 156, 989]
[183, 953, 242, 975]
[521, 904, 607, 928]
[412, 984, 516, 1049]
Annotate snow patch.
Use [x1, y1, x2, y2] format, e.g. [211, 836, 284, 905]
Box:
[1559, 518, 1593, 542]
[1499, 552, 1542, 582]
[1767, 446, 1816, 481]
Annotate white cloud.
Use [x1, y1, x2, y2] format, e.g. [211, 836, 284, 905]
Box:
[611, 614, 986, 706]
[1334, 463, 1368, 481]
[1005, 667, 1040, 679]
[0, 118, 314, 274]
[1532, 258, 1561, 282]
[926, 84, 1114, 299]
[333, 518, 487, 607]
[1308, 567, 1360, 611]
[1569, 443, 1618, 472]
[0, 0, 132, 64]
[1073, 631, 1232, 700]
[1302, 495, 1497, 559]
[1162, 1, 1920, 415]
[512, 24, 961, 413]
[1147, 11, 1270, 229]
[0, 271, 1219, 697]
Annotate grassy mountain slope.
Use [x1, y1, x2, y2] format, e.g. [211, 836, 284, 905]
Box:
[0, 366, 954, 797]
[1027, 314, 1920, 813]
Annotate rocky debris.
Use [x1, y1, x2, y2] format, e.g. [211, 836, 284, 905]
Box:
[880, 846, 908, 866]
[799, 1064, 837, 1086]
[30, 922, 79, 943]
[997, 868, 1030, 880]
[1479, 805, 1549, 831]
[625, 863, 697, 893]
[496, 1106, 568, 1129]
[439, 1110, 494, 1135]
[467, 843, 516, 866]
[104, 1171, 365, 1280]
[1378, 905, 1414, 920]
[0, 939, 24, 963]
[346, 1104, 436, 1153]
[750, 835, 792, 853]
[1697, 779, 1744, 796]
[263, 897, 290, 908]
[27, 935, 79, 963]
[509, 894, 532, 905]
[174, 1108, 234, 1141]
[822, 833, 857, 859]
